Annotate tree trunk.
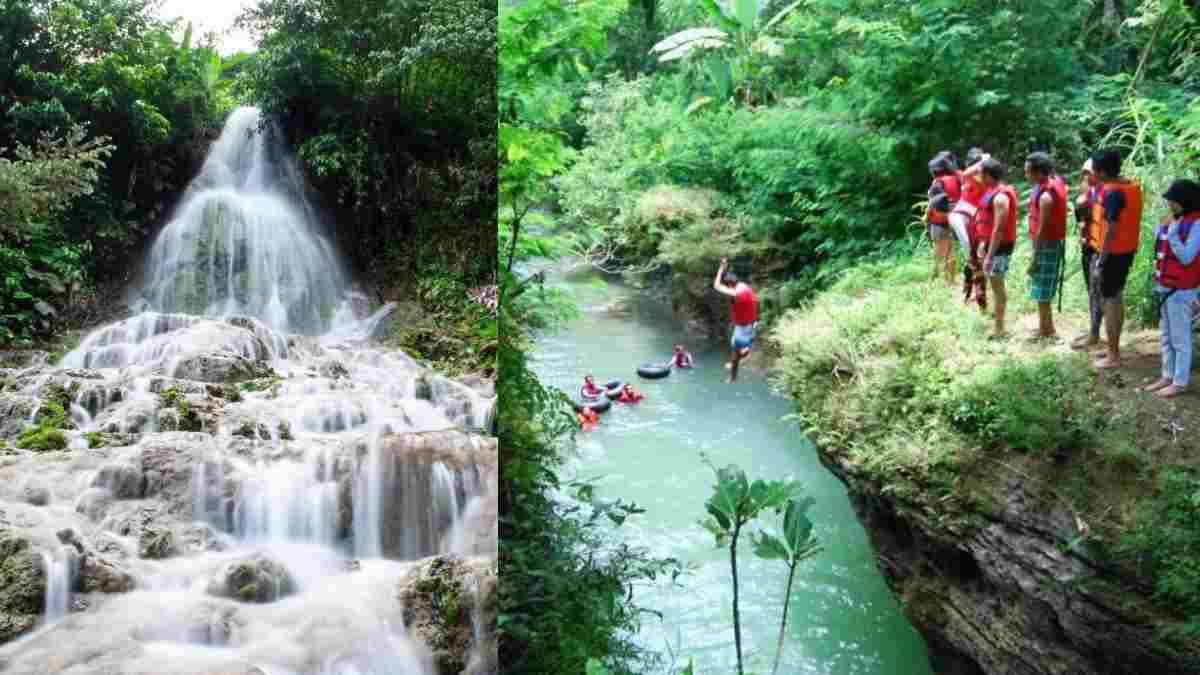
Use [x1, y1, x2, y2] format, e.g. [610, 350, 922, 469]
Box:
[771, 562, 798, 675]
[730, 523, 744, 675]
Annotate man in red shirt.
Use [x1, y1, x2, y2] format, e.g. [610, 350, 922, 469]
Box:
[713, 258, 758, 383]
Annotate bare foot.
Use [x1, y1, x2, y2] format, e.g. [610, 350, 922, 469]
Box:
[1141, 378, 1172, 393]
[1093, 356, 1122, 369]
[1070, 333, 1098, 349]
[1155, 384, 1186, 398]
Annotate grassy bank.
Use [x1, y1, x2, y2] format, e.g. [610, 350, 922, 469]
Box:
[774, 246, 1200, 647]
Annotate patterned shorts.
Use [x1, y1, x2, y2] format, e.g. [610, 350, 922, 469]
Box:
[1029, 241, 1065, 303]
[983, 253, 1011, 279]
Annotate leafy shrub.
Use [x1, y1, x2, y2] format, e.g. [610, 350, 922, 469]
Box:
[945, 357, 1098, 453]
[1114, 468, 1200, 640]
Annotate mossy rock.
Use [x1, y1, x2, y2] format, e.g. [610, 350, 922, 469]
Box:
[0, 530, 46, 644]
[206, 554, 295, 604]
[33, 401, 74, 430]
[139, 528, 176, 560]
[16, 425, 67, 451]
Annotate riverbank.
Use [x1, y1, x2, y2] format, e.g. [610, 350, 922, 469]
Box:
[774, 249, 1200, 674]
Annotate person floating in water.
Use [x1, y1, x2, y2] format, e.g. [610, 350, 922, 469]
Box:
[617, 383, 644, 403]
[713, 257, 758, 383]
[577, 405, 599, 431]
[580, 374, 603, 400]
[669, 344, 694, 369]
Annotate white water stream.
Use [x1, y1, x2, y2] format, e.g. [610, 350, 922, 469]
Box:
[0, 107, 496, 675]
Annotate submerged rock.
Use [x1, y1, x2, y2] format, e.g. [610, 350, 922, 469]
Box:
[206, 553, 296, 603]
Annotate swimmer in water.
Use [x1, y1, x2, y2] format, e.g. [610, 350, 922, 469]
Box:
[668, 344, 694, 369]
[580, 374, 603, 400]
[617, 383, 645, 403]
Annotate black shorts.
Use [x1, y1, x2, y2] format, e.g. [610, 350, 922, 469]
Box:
[1099, 252, 1135, 299]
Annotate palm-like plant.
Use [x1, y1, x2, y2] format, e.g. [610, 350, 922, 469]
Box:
[650, 0, 803, 104]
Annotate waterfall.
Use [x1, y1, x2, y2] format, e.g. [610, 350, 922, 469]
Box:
[0, 105, 494, 675]
[40, 551, 72, 625]
[132, 107, 348, 335]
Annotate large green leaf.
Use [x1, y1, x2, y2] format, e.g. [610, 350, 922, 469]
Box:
[751, 530, 789, 560]
[734, 0, 760, 32]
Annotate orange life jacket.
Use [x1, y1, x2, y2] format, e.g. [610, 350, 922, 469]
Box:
[1089, 180, 1143, 254]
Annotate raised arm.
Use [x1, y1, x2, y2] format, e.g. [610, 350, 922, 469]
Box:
[962, 153, 991, 179]
[713, 258, 737, 297]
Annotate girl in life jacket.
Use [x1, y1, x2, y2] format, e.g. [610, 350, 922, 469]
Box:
[926, 151, 962, 285]
[1141, 179, 1200, 399]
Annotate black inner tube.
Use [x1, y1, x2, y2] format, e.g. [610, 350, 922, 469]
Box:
[637, 363, 670, 379]
[573, 396, 611, 414]
[605, 381, 624, 399]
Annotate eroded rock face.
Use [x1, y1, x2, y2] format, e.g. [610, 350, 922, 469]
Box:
[0, 530, 45, 644]
[819, 451, 1200, 675]
[397, 555, 497, 675]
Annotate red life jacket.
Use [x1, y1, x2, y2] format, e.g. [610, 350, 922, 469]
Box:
[927, 173, 961, 225]
[959, 173, 985, 208]
[1028, 176, 1068, 241]
[1155, 212, 1200, 290]
[974, 185, 1019, 244]
[732, 283, 758, 325]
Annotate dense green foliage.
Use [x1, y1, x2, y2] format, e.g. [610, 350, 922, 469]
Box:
[500, 3, 691, 672]
[775, 248, 1200, 649]
[0, 0, 236, 343]
[238, 0, 497, 299]
[497, 293, 679, 673]
[507, 0, 1200, 325]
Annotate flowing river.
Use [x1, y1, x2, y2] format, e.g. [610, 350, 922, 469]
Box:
[532, 268, 933, 674]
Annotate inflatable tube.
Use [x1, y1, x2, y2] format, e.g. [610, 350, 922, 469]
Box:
[604, 379, 621, 389]
[573, 396, 611, 414]
[604, 381, 624, 399]
[637, 363, 670, 379]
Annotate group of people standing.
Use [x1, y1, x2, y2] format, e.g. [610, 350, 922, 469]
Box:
[924, 148, 1199, 397]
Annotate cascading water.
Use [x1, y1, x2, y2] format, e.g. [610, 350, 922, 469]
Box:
[0, 106, 497, 674]
[133, 108, 347, 335]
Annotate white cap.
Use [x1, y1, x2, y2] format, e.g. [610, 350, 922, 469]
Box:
[1081, 159, 1093, 174]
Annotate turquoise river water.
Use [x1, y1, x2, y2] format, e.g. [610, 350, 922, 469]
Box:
[531, 269, 935, 674]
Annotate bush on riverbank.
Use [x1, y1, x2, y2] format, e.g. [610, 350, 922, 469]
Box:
[775, 249, 1200, 645]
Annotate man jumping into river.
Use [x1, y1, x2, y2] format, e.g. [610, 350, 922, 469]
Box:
[714, 258, 758, 383]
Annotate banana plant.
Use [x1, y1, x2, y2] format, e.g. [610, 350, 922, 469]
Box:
[752, 496, 822, 675]
[699, 460, 802, 675]
[650, 0, 803, 104]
